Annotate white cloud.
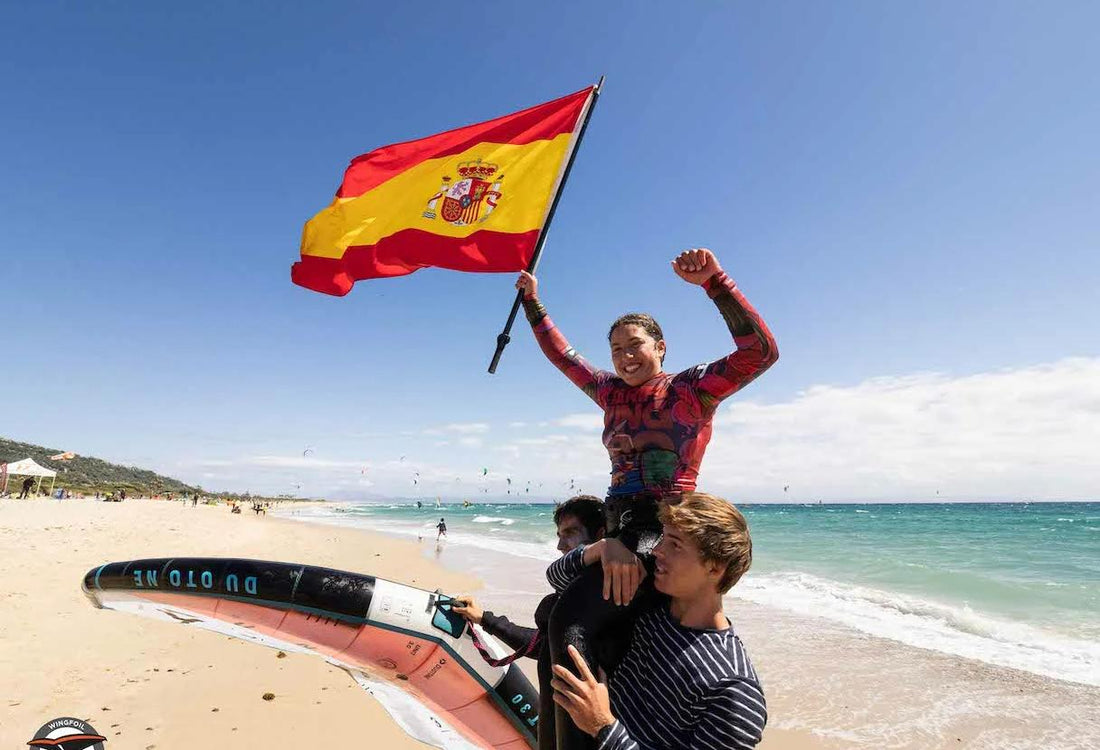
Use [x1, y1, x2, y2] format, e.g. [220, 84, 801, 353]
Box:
[704, 357, 1100, 501]
[423, 422, 491, 436]
[247, 455, 363, 470]
[514, 434, 574, 446]
[553, 414, 603, 431]
[169, 358, 1099, 502]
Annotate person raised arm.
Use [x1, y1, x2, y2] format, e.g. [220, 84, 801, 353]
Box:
[517, 271, 609, 405]
[670, 248, 779, 409]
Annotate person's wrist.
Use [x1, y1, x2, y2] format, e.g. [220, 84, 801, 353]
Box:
[702, 269, 725, 289]
[594, 720, 616, 741]
[583, 540, 603, 565]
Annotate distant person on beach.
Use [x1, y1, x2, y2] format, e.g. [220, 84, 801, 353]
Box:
[453, 495, 606, 750]
[436, 518, 448, 540]
[19, 477, 34, 499]
[549, 492, 766, 749]
[516, 248, 777, 749]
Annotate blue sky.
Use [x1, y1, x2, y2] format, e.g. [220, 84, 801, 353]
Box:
[2, 2, 1097, 500]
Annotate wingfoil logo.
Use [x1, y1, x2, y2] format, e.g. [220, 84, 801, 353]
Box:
[26, 716, 107, 750]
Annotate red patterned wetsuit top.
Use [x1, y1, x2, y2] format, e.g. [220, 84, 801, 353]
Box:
[524, 271, 778, 498]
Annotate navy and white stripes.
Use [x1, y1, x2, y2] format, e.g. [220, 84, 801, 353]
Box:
[547, 543, 589, 592]
[548, 547, 767, 749]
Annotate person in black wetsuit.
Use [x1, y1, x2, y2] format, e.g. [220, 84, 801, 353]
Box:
[452, 496, 606, 750]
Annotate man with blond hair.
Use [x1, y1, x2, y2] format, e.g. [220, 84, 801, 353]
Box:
[548, 492, 766, 749]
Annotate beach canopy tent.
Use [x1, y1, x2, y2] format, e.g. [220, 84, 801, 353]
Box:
[1, 457, 57, 496]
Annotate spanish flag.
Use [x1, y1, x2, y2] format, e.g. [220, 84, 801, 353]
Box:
[292, 86, 596, 296]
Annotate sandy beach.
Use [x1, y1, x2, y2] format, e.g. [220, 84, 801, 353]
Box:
[2, 498, 1097, 749]
[0, 498, 476, 750]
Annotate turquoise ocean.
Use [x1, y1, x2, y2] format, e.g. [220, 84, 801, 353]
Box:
[284, 501, 1100, 687]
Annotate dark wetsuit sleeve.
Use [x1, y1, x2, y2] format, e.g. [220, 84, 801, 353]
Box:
[523, 295, 607, 406]
[480, 611, 539, 655]
[546, 545, 587, 592]
[689, 272, 779, 409]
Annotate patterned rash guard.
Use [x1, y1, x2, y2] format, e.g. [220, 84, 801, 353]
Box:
[523, 271, 777, 498]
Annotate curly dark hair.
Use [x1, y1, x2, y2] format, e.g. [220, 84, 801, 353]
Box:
[553, 495, 606, 539]
[608, 313, 665, 363]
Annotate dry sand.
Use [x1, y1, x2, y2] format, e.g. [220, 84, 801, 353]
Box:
[0, 498, 475, 749]
[0, 498, 813, 748]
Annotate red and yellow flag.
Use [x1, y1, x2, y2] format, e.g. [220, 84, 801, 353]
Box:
[292, 87, 596, 296]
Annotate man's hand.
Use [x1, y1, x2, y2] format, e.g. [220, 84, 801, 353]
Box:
[584, 538, 647, 606]
[450, 596, 484, 625]
[671, 248, 723, 286]
[515, 270, 539, 299]
[552, 645, 616, 737]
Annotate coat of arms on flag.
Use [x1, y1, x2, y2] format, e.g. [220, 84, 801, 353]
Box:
[423, 160, 503, 226]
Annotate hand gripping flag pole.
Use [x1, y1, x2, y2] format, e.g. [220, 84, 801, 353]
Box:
[487, 76, 604, 374]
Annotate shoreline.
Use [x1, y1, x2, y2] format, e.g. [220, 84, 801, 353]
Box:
[3, 497, 1098, 749]
[281, 505, 1100, 749]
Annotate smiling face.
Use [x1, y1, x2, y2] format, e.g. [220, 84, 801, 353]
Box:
[609, 324, 666, 386]
[652, 522, 723, 598]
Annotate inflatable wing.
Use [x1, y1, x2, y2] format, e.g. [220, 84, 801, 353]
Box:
[83, 558, 538, 749]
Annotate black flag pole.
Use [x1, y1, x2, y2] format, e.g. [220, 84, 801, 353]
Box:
[487, 76, 604, 374]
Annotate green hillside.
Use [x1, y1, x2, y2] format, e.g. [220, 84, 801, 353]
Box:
[1, 436, 199, 496]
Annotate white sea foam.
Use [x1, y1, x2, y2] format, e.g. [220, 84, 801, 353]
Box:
[278, 505, 1100, 687]
[472, 515, 515, 525]
[734, 571, 1100, 687]
[277, 506, 558, 561]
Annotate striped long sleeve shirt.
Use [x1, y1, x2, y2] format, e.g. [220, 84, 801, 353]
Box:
[548, 547, 767, 749]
